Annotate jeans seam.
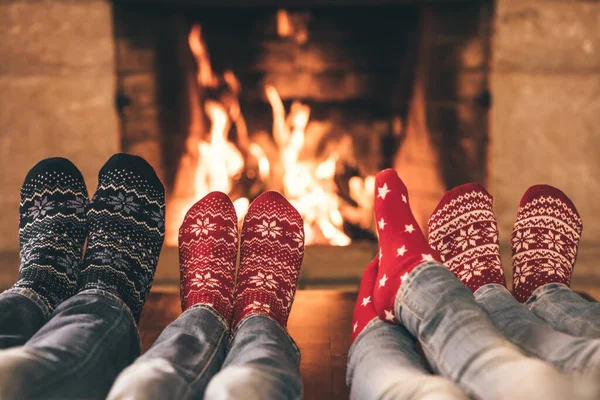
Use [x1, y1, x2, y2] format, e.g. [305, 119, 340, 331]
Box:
[28, 302, 129, 397]
[188, 327, 228, 386]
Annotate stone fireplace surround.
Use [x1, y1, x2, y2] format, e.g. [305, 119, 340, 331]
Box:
[1, 0, 599, 289]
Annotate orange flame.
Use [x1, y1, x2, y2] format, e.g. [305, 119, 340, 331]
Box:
[166, 23, 377, 246]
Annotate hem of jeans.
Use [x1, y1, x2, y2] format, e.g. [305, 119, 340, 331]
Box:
[230, 313, 301, 362]
[473, 283, 509, 300]
[394, 261, 446, 314]
[183, 303, 231, 332]
[76, 288, 141, 349]
[526, 282, 570, 305]
[347, 317, 380, 358]
[2, 287, 52, 317]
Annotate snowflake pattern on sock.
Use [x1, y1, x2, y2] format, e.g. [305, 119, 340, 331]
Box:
[179, 192, 238, 324]
[372, 169, 441, 322]
[512, 185, 582, 303]
[78, 154, 165, 322]
[351, 257, 380, 344]
[5, 158, 88, 314]
[232, 191, 304, 330]
[428, 183, 506, 292]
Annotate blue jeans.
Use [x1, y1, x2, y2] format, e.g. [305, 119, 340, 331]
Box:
[347, 318, 468, 400]
[0, 291, 47, 349]
[475, 284, 600, 375]
[107, 308, 302, 400]
[526, 283, 600, 338]
[0, 290, 140, 399]
[394, 262, 589, 400]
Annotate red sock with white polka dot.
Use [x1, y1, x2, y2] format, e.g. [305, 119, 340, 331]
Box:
[232, 191, 305, 330]
[512, 185, 582, 303]
[179, 192, 238, 324]
[351, 257, 381, 344]
[372, 169, 441, 322]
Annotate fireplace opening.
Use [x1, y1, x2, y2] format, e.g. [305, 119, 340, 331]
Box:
[114, 2, 492, 256]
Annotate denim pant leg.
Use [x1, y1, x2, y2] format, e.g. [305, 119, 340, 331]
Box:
[527, 283, 600, 338]
[107, 304, 229, 400]
[0, 289, 139, 400]
[475, 284, 600, 375]
[205, 314, 302, 400]
[0, 290, 47, 348]
[347, 317, 468, 400]
[396, 262, 578, 400]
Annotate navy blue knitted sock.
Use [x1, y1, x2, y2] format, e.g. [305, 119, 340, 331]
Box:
[6, 158, 88, 315]
[77, 153, 165, 322]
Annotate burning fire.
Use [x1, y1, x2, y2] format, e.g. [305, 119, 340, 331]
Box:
[165, 23, 375, 246]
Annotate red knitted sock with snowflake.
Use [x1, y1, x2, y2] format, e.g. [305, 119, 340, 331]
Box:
[512, 185, 582, 303]
[428, 183, 506, 293]
[179, 192, 238, 324]
[372, 169, 441, 321]
[351, 257, 380, 344]
[232, 191, 305, 330]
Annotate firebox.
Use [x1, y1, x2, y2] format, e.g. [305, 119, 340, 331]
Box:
[113, 1, 492, 287]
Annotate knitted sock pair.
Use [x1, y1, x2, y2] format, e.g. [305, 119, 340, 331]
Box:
[352, 169, 582, 342]
[6, 154, 165, 322]
[428, 182, 581, 303]
[178, 191, 304, 330]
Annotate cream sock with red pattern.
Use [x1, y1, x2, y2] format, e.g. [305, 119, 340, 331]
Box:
[179, 192, 238, 324]
[428, 183, 506, 293]
[372, 169, 441, 322]
[232, 191, 305, 330]
[512, 185, 582, 303]
[351, 257, 379, 344]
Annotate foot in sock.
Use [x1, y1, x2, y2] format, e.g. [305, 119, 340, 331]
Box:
[512, 185, 582, 303]
[428, 183, 506, 293]
[179, 192, 238, 324]
[7, 158, 88, 314]
[232, 191, 304, 330]
[351, 257, 380, 344]
[372, 169, 441, 321]
[78, 154, 165, 321]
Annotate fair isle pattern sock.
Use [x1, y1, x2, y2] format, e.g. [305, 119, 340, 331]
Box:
[428, 183, 506, 292]
[6, 158, 88, 314]
[78, 154, 165, 322]
[351, 257, 379, 344]
[372, 169, 441, 322]
[179, 192, 238, 324]
[232, 191, 304, 330]
[512, 185, 582, 303]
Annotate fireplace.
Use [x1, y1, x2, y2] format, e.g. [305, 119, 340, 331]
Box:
[114, 2, 492, 256]
[3, 0, 597, 291]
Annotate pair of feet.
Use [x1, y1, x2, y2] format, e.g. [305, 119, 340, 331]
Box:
[352, 169, 582, 342]
[8, 154, 165, 321]
[179, 191, 304, 330]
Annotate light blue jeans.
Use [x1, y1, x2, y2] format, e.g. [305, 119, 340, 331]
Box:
[347, 318, 468, 400]
[475, 283, 600, 376]
[107, 307, 303, 400]
[526, 283, 600, 338]
[0, 291, 301, 400]
[392, 261, 597, 400]
[0, 289, 140, 399]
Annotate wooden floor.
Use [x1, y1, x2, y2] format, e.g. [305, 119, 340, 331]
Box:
[139, 290, 356, 400]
